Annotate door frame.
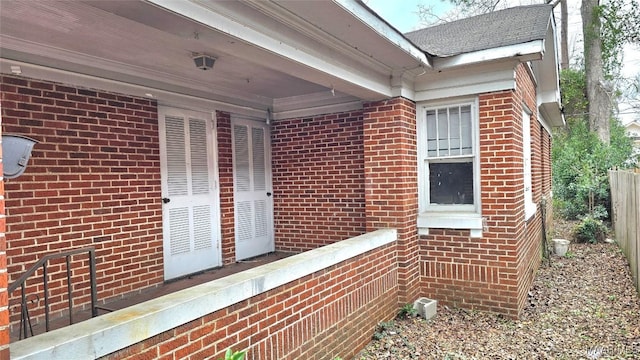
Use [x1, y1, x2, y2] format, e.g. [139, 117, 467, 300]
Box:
[158, 105, 222, 280]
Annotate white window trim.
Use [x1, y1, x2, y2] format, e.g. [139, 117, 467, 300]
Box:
[417, 98, 483, 237]
[523, 107, 536, 220]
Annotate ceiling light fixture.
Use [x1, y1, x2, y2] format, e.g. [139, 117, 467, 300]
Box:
[193, 53, 216, 71]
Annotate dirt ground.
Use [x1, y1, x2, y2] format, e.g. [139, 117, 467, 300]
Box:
[356, 220, 640, 359]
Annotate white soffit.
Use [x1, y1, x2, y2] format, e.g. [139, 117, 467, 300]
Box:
[0, 59, 266, 118]
[147, 0, 396, 100]
[285, 0, 431, 71]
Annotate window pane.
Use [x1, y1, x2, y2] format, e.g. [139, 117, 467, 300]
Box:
[429, 162, 474, 204]
[426, 110, 437, 157]
[450, 108, 461, 155]
[460, 105, 472, 155]
[437, 110, 449, 156]
[425, 104, 473, 159]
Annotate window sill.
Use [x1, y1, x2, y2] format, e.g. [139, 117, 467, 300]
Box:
[417, 212, 483, 238]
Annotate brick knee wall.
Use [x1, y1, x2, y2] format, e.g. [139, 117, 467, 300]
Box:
[102, 243, 399, 360]
[420, 229, 520, 317]
[1, 75, 163, 326]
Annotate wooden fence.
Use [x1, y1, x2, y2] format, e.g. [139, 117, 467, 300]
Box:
[609, 169, 640, 295]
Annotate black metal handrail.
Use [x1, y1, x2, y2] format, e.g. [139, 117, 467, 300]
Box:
[8, 247, 98, 339]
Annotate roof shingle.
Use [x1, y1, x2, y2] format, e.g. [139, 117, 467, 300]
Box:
[404, 4, 553, 57]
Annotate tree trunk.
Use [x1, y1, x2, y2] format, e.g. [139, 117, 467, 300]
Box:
[560, 0, 569, 69]
[581, 0, 610, 144]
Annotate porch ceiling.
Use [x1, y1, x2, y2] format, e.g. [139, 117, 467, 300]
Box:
[0, 0, 426, 116]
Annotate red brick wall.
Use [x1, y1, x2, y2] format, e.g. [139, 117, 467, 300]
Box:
[104, 242, 398, 360]
[0, 75, 163, 326]
[420, 64, 551, 318]
[0, 106, 9, 357]
[271, 112, 366, 252]
[514, 64, 547, 312]
[216, 111, 236, 265]
[363, 98, 419, 304]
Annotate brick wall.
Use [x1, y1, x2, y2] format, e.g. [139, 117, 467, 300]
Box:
[420, 64, 551, 318]
[271, 112, 366, 252]
[104, 242, 398, 360]
[216, 111, 237, 265]
[514, 64, 547, 312]
[419, 88, 521, 317]
[0, 75, 163, 326]
[363, 98, 419, 304]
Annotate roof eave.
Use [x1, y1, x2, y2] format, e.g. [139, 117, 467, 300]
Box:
[540, 101, 566, 128]
[432, 40, 545, 70]
[339, 0, 433, 71]
[538, 13, 564, 128]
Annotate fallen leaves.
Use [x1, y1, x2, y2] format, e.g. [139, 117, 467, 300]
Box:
[357, 242, 640, 359]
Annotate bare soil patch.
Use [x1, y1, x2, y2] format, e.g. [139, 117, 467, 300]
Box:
[356, 223, 640, 359]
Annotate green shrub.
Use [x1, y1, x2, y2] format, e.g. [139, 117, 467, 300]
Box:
[572, 215, 607, 243]
[552, 68, 637, 221]
[552, 116, 636, 220]
[219, 349, 246, 360]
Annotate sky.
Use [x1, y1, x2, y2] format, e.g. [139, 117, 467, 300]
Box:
[364, 0, 639, 124]
[364, 0, 452, 32]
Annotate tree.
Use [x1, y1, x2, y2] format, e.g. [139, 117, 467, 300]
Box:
[560, 0, 569, 70]
[582, 0, 612, 144]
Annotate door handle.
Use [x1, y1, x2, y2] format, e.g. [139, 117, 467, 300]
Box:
[266, 192, 272, 197]
[162, 197, 171, 204]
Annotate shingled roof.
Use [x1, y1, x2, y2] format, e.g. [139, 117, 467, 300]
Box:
[404, 4, 553, 57]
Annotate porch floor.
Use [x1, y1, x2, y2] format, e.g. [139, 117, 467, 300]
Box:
[11, 251, 295, 342]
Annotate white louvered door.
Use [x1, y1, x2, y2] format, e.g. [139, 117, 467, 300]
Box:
[159, 107, 221, 280]
[232, 117, 273, 260]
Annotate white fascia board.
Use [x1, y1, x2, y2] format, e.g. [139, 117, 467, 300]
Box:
[536, 105, 554, 136]
[433, 40, 544, 70]
[272, 91, 363, 120]
[415, 80, 516, 102]
[147, 0, 392, 98]
[538, 88, 561, 106]
[414, 63, 517, 102]
[539, 101, 565, 128]
[273, 100, 363, 121]
[273, 91, 358, 112]
[333, 0, 431, 69]
[0, 59, 265, 118]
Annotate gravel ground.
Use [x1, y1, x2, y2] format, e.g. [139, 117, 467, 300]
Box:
[356, 222, 640, 359]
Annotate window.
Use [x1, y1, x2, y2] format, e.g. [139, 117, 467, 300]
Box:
[523, 108, 536, 220]
[418, 100, 482, 237]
